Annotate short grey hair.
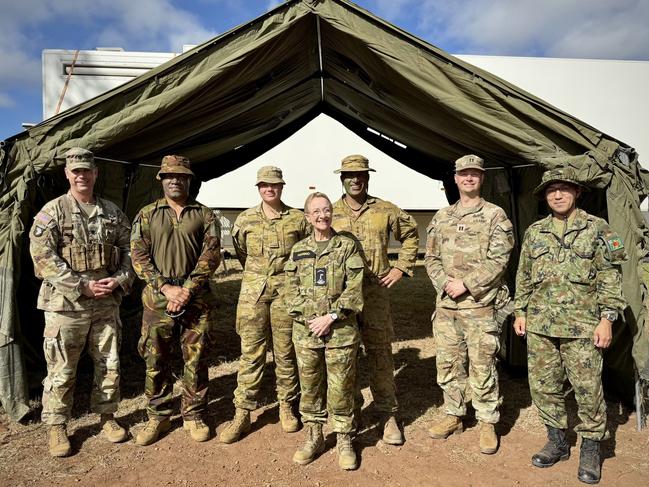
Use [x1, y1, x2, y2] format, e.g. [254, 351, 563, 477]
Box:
[304, 192, 332, 213]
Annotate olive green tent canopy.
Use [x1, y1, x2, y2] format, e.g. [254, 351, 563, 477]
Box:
[1, 0, 648, 420]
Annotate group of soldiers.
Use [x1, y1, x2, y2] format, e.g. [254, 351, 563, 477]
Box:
[29, 147, 625, 483]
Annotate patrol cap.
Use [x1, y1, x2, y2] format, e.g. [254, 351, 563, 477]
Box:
[65, 147, 96, 170]
[255, 166, 285, 185]
[334, 154, 376, 174]
[533, 167, 588, 197]
[156, 155, 195, 180]
[455, 154, 485, 173]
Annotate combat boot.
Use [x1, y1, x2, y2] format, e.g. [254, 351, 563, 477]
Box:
[292, 423, 325, 465]
[101, 413, 128, 443]
[531, 426, 570, 467]
[219, 408, 251, 444]
[183, 417, 210, 442]
[382, 415, 404, 445]
[428, 415, 463, 439]
[577, 438, 602, 484]
[337, 433, 358, 470]
[479, 421, 498, 454]
[48, 424, 71, 458]
[279, 401, 300, 433]
[135, 417, 171, 446]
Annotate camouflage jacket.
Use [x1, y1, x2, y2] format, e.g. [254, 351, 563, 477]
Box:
[130, 198, 221, 305]
[514, 209, 626, 338]
[425, 198, 514, 309]
[332, 195, 418, 280]
[285, 232, 364, 348]
[29, 191, 133, 311]
[233, 203, 309, 303]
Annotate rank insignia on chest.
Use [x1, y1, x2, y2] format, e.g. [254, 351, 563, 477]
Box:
[457, 224, 466, 232]
[315, 268, 327, 286]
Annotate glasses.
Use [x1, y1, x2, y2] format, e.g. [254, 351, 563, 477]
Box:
[309, 208, 332, 217]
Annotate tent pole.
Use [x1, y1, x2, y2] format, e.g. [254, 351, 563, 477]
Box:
[316, 16, 324, 103]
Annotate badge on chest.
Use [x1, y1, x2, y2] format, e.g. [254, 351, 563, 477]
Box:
[457, 224, 466, 233]
[315, 268, 327, 286]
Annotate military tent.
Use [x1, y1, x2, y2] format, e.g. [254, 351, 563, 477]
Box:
[1, 0, 648, 421]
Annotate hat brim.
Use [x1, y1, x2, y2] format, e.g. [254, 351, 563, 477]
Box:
[156, 167, 195, 180]
[455, 165, 485, 173]
[255, 177, 285, 185]
[67, 162, 96, 170]
[334, 168, 376, 174]
[533, 178, 588, 197]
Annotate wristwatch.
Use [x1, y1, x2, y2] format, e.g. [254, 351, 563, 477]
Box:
[329, 312, 339, 322]
[601, 310, 618, 322]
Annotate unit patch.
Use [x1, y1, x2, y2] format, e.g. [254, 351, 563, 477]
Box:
[315, 268, 327, 286]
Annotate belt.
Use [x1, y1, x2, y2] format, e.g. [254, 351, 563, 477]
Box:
[163, 277, 186, 286]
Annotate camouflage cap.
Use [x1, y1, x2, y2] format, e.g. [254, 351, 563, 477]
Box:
[65, 147, 96, 170]
[533, 167, 587, 197]
[334, 154, 376, 174]
[455, 154, 485, 173]
[156, 155, 195, 180]
[255, 166, 285, 185]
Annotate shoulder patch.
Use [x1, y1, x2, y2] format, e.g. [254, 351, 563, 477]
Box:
[605, 235, 624, 252]
[32, 225, 46, 238]
[35, 211, 53, 226]
[293, 250, 316, 261]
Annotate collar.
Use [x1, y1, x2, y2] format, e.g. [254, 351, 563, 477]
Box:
[66, 191, 105, 216]
[448, 197, 485, 218]
[156, 196, 200, 209]
[539, 208, 588, 236]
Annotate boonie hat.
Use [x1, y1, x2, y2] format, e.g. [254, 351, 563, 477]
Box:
[455, 154, 485, 173]
[334, 154, 376, 174]
[65, 147, 96, 170]
[255, 166, 285, 185]
[156, 155, 195, 180]
[533, 167, 587, 197]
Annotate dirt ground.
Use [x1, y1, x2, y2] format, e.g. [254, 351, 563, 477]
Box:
[1, 262, 648, 487]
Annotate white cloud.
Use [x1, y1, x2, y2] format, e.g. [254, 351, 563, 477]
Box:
[0, 93, 16, 108]
[412, 0, 649, 60]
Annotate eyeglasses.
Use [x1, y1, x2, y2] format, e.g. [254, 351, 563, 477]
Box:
[308, 208, 332, 217]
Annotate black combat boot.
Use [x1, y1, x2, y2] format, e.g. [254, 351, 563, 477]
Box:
[531, 426, 570, 468]
[577, 438, 601, 484]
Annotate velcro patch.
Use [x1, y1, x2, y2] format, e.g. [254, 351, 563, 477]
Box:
[35, 211, 53, 225]
[293, 250, 316, 261]
[32, 225, 45, 237]
[315, 268, 327, 286]
[605, 236, 624, 252]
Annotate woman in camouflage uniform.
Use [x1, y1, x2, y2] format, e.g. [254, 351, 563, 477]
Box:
[285, 192, 365, 470]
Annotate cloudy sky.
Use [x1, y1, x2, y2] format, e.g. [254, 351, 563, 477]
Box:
[1, 0, 647, 140]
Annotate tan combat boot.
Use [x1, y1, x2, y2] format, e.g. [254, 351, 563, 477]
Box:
[219, 408, 251, 444]
[479, 421, 498, 454]
[183, 417, 210, 442]
[292, 423, 325, 465]
[135, 417, 171, 446]
[279, 401, 300, 433]
[428, 415, 463, 439]
[337, 433, 358, 470]
[48, 424, 72, 458]
[382, 415, 404, 445]
[101, 414, 128, 443]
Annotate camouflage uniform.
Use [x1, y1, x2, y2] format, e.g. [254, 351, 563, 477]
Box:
[515, 208, 626, 440]
[425, 198, 514, 423]
[232, 203, 309, 410]
[332, 195, 418, 414]
[131, 195, 221, 419]
[30, 189, 133, 425]
[284, 231, 365, 433]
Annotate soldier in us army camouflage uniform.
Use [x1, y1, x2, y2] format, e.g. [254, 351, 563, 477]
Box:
[331, 154, 418, 445]
[29, 147, 134, 457]
[219, 166, 309, 444]
[514, 168, 626, 485]
[425, 154, 514, 455]
[285, 192, 364, 470]
[130, 155, 221, 446]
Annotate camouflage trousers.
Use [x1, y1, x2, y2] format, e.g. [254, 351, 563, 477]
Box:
[233, 281, 299, 410]
[41, 306, 121, 425]
[354, 279, 398, 414]
[138, 292, 211, 419]
[527, 332, 606, 440]
[295, 341, 359, 433]
[433, 306, 500, 423]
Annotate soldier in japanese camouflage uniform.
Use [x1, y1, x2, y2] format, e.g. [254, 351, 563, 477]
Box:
[29, 147, 134, 457]
[130, 155, 221, 446]
[285, 192, 364, 470]
[514, 168, 626, 485]
[425, 154, 514, 454]
[219, 166, 309, 444]
[331, 154, 419, 445]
